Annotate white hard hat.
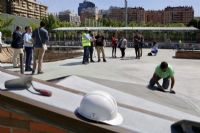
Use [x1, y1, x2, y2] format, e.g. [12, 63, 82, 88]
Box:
[77, 91, 123, 125]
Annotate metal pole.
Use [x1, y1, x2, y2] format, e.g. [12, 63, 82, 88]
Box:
[20, 53, 24, 74]
[125, 0, 128, 38]
[125, 0, 128, 27]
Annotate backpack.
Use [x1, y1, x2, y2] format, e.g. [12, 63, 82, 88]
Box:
[117, 39, 123, 48]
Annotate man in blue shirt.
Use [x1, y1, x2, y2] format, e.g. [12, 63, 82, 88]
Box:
[32, 21, 49, 74]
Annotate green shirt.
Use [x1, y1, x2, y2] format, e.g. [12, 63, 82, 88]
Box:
[155, 64, 174, 79]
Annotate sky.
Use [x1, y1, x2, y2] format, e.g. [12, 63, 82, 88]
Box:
[38, 0, 200, 16]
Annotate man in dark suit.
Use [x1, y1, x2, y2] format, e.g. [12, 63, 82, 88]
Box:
[11, 26, 24, 68]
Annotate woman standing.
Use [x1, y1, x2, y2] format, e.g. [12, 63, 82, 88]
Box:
[111, 33, 118, 58]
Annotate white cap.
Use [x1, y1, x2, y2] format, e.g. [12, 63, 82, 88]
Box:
[77, 91, 123, 125]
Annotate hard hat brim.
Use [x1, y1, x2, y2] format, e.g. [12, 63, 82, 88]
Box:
[76, 108, 123, 125]
[102, 112, 123, 125]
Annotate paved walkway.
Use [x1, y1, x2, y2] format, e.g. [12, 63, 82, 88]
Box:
[33, 48, 200, 99]
[1, 48, 200, 115]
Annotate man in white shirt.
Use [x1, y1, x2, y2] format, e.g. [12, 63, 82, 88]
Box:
[23, 26, 33, 71]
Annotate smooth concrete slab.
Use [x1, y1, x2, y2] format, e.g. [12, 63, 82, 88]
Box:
[1, 71, 200, 133]
[1, 48, 200, 112]
[36, 48, 200, 101]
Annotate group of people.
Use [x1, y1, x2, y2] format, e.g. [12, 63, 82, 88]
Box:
[81, 30, 175, 93]
[81, 29, 107, 64]
[112, 31, 144, 59]
[11, 21, 49, 74]
[112, 33, 128, 58]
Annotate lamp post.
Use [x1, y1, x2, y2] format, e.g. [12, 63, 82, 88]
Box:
[125, 0, 128, 37]
[125, 0, 128, 27]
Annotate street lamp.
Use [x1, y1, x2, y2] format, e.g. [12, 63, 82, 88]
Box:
[124, 0, 128, 38]
[125, 0, 128, 27]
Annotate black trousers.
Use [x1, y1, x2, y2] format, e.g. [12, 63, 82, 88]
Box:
[89, 46, 94, 61]
[120, 48, 125, 57]
[135, 47, 140, 58]
[112, 45, 117, 57]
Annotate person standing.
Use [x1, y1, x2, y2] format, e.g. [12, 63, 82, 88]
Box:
[32, 21, 49, 74]
[149, 61, 175, 93]
[112, 33, 118, 58]
[81, 29, 91, 64]
[119, 36, 127, 58]
[139, 32, 144, 57]
[23, 26, 33, 71]
[95, 32, 106, 62]
[11, 26, 24, 68]
[89, 31, 95, 62]
[133, 31, 141, 59]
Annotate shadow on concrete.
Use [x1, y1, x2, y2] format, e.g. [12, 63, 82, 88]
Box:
[1, 66, 16, 69]
[61, 61, 83, 66]
[120, 56, 136, 60]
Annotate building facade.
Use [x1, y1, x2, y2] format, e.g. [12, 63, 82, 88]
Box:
[145, 10, 164, 24]
[0, 0, 47, 19]
[59, 10, 81, 26]
[78, 0, 95, 16]
[107, 7, 145, 23]
[80, 7, 98, 23]
[164, 6, 194, 24]
[105, 6, 194, 25]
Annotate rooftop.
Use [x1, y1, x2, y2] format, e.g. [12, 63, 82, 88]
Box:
[1, 48, 200, 132]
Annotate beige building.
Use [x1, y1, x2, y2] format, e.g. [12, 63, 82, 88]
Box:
[0, 0, 47, 19]
[105, 6, 194, 25]
[107, 7, 145, 23]
[59, 10, 81, 26]
[145, 10, 164, 24]
[80, 7, 98, 23]
[164, 6, 194, 24]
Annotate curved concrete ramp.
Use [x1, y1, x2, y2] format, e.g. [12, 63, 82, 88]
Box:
[56, 75, 200, 133]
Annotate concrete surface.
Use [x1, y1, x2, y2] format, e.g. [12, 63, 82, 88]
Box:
[1, 48, 200, 132]
[1, 71, 200, 133]
[35, 48, 199, 100]
[1, 48, 200, 113]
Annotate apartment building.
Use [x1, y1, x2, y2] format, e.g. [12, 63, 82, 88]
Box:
[164, 6, 194, 24]
[107, 7, 145, 23]
[145, 10, 164, 24]
[106, 6, 194, 25]
[0, 0, 47, 19]
[80, 7, 98, 23]
[59, 10, 81, 26]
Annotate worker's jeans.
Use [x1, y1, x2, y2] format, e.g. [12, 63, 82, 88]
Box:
[149, 77, 170, 89]
[83, 46, 90, 63]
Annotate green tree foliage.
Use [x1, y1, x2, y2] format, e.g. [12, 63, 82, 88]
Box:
[29, 22, 39, 30]
[0, 17, 13, 37]
[41, 14, 75, 31]
[188, 19, 200, 29]
[98, 18, 123, 27]
[0, 17, 13, 30]
[41, 14, 58, 31]
[129, 21, 185, 27]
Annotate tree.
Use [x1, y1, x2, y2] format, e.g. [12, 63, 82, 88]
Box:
[0, 17, 13, 30]
[0, 17, 13, 38]
[188, 19, 199, 29]
[41, 14, 58, 31]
